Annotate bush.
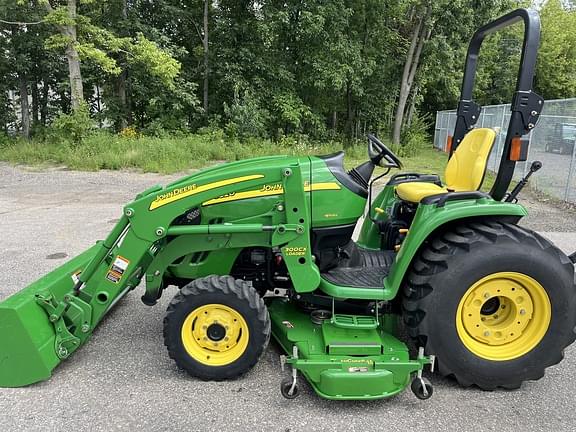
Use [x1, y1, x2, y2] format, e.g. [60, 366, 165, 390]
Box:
[141, 119, 171, 138]
[0, 132, 11, 147]
[398, 111, 433, 157]
[51, 103, 95, 144]
[224, 90, 269, 140]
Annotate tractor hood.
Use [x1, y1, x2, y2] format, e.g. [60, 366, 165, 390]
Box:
[165, 155, 302, 191]
[124, 153, 367, 241]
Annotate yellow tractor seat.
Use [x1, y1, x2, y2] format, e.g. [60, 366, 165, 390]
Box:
[396, 128, 497, 203]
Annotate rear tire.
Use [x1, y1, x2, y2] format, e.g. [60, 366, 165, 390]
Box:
[402, 220, 576, 390]
[164, 275, 270, 380]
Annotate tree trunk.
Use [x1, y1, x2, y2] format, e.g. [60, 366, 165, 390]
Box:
[96, 84, 103, 128]
[116, 71, 129, 130]
[203, 0, 209, 114]
[59, 89, 69, 112]
[115, 0, 130, 130]
[31, 80, 39, 125]
[345, 79, 353, 140]
[45, 0, 84, 110]
[406, 84, 419, 129]
[40, 80, 49, 126]
[19, 75, 30, 139]
[392, 5, 431, 145]
[392, 15, 422, 145]
[65, 0, 83, 110]
[65, 41, 84, 110]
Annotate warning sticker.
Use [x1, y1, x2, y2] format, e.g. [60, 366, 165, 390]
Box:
[106, 256, 130, 284]
[71, 270, 82, 284]
[106, 270, 122, 283]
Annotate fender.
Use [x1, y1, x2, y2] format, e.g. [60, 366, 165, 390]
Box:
[381, 198, 527, 300]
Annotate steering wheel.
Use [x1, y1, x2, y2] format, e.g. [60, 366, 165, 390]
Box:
[367, 134, 402, 169]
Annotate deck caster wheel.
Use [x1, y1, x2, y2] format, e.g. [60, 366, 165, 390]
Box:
[411, 377, 433, 400]
[280, 377, 300, 399]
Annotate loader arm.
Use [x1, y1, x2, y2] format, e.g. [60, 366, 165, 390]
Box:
[0, 159, 319, 387]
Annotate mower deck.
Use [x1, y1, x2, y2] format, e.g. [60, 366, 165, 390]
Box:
[268, 299, 429, 400]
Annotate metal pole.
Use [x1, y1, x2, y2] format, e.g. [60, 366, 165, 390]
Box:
[434, 111, 440, 150]
[564, 127, 576, 202]
[524, 129, 533, 178]
[496, 104, 507, 172]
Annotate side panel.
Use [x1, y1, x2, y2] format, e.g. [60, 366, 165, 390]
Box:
[309, 157, 367, 228]
[381, 199, 527, 300]
[156, 155, 367, 290]
[143, 161, 323, 300]
[166, 248, 241, 280]
[127, 155, 310, 242]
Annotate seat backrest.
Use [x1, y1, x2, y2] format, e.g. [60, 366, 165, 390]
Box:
[445, 128, 497, 191]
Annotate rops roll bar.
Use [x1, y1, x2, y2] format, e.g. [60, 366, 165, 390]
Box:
[450, 8, 544, 201]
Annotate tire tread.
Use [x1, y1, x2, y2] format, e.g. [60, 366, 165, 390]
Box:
[164, 275, 271, 381]
[402, 220, 576, 389]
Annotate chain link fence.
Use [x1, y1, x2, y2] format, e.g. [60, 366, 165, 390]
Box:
[434, 98, 576, 203]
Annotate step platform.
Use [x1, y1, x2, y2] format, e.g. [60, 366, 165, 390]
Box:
[321, 266, 390, 289]
[318, 247, 396, 298]
[268, 299, 429, 400]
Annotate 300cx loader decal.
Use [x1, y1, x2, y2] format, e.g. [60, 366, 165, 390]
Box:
[282, 247, 307, 256]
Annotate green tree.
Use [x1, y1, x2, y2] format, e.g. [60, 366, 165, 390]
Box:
[536, 0, 576, 99]
[0, 0, 182, 117]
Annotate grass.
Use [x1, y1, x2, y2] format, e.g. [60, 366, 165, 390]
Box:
[0, 131, 448, 176]
[0, 132, 361, 173]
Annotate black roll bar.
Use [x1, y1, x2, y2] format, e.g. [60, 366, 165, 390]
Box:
[450, 8, 544, 201]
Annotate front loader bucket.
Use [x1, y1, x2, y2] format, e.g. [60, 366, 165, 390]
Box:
[0, 245, 99, 387]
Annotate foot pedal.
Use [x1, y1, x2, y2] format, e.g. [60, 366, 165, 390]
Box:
[331, 314, 378, 329]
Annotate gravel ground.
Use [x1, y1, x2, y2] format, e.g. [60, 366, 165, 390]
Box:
[0, 163, 575, 432]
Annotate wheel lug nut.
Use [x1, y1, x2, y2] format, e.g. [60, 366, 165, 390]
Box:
[519, 309, 526, 315]
[484, 293, 490, 299]
[202, 325, 207, 330]
[484, 331, 490, 337]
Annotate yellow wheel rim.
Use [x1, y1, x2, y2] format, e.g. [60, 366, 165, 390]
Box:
[456, 272, 551, 361]
[181, 304, 249, 366]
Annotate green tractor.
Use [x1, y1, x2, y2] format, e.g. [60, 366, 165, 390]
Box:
[1, 8, 575, 401]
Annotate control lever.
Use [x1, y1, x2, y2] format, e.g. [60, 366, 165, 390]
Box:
[504, 160, 542, 203]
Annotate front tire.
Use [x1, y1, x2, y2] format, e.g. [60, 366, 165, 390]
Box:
[164, 275, 271, 380]
[403, 221, 576, 389]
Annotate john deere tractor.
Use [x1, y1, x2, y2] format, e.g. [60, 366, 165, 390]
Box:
[1, 8, 575, 401]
